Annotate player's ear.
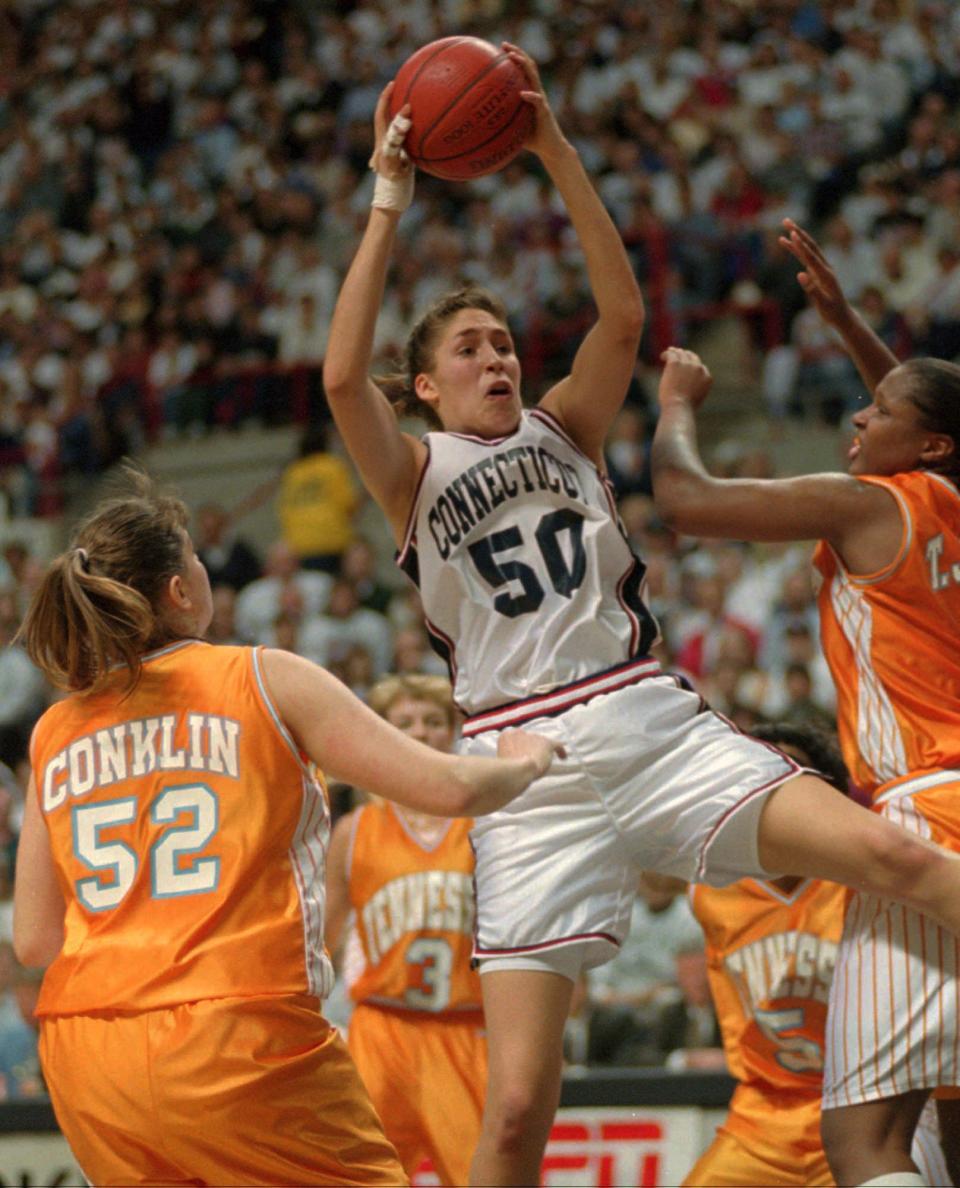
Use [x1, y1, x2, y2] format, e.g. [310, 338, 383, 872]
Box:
[920, 432, 954, 468]
[414, 371, 439, 410]
[164, 572, 191, 614]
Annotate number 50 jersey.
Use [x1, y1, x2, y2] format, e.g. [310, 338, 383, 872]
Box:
[398, 408, 659, 714]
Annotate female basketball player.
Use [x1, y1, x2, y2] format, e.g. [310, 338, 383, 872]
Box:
[323, 47, 960, 1186]
[11, 471, 559, 1187]
[680, 723, 948, 1188]
[326, 673, 485, 1187]
[651, 220, 960, 1188]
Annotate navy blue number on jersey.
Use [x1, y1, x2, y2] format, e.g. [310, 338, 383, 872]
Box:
[467, 509, 586, 618]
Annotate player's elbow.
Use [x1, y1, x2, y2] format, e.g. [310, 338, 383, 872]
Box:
[604, 292, 645, 346]
[652, 469, 711, 533]
[13, 921, 61, 969]
[321, 364, 354, 406]
[622, 292, 646, 340]
[321, 353, 368, 406]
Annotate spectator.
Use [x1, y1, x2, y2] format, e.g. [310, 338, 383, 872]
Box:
[278, 423, 358, 574]
[392, 624, 448, 678]
[0, 594, 46, 766]
[584, 875, 711, 1067]
[234, 540, 332, 645]
[604, 404, 652, 498]
[338, 535, 396, 616]
[0, 941, 41, 1100]
[674, 567, 761, 682]
[297, 577, 393, 680]
[193, 502, 262, 593]
[205, 584, 242, 647]
[278, 292, 330, 367]
[0, 542, 42, 617]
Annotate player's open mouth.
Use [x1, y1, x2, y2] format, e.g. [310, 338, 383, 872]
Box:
[848, 435, 861, 461]
[486, 382, 513, 399]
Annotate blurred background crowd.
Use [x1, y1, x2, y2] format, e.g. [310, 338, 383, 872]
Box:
[0, 0, 958, 1099]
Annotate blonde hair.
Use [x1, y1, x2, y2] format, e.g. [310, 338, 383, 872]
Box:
[19, 467, 190, 693]
[366, 673, 456, 726]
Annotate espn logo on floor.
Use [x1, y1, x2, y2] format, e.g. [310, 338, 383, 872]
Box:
[411, 1105, 722, 1187]
[542, 1118, 664, 1187]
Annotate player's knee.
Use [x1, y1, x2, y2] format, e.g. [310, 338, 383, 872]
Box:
[485, 1084, 554, 1153]
[862, 822, 934, 894]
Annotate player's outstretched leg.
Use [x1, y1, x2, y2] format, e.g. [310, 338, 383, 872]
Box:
[757, 775, 960, 934]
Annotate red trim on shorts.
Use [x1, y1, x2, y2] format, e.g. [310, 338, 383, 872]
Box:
[461, 656, 660, 736]
[475, 930, 620, 957]
[694, 764, 800, 882]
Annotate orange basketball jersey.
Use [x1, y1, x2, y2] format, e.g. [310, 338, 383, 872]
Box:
[345, 803, 481, 1014]
[31, 641, 333, 1016]
[814, 471, 960, 800]
[690, 878, 846, 1094]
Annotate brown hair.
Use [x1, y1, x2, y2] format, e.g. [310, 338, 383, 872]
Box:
[366, 673, 456, 727]
[19, 467, 191, 693]
[376, 286, 512, 429]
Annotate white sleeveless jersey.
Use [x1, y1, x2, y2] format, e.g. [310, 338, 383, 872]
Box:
[397, 408, 659, 714]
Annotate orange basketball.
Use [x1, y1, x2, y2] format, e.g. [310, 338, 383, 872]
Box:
[388, 37, 535, 182]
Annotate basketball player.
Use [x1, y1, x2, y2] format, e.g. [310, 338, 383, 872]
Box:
[323, 45, 960, 1187]
[326, 673, 484, 1186]
[11, 471, 559, 1187]
[651, 220, 960, 1187]
[680, 724, 949, 1187]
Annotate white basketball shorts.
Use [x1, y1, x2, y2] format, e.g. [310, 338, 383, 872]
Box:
[462, 662, 800, 975]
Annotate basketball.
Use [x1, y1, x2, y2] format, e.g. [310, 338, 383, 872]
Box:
[388, 37, 535, 182]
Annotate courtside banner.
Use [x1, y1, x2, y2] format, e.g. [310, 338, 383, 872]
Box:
[0, 1132, 82, 1186]
[411, 1105, 729, 1187]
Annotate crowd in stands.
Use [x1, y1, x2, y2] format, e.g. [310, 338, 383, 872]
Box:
[0, 0, 954, 511]
[1, 0, 960, 1096]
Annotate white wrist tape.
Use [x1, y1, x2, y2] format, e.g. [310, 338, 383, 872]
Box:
[371, 111, 414, 212]
[383, 111, 412, 156]
[372, 170, 414, 212]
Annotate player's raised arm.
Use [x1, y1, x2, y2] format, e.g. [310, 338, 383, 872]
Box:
[779, 218, 901, 394]
[261, 649, 560, 818]
[650, 346, 898, 569]
[322, 85, 426, 539]
[508, 44, 644, 464]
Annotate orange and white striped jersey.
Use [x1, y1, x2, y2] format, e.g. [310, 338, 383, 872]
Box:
[32, 641, 333, 1017]
[345, 803, 482, 1015]
[690, 877, 846, 1093]
[814, 471, 960, 801]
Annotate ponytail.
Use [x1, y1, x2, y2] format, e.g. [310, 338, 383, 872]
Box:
[19, 467, 190, 692]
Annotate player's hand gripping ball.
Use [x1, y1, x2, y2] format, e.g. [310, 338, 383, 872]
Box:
[388, 37, 535, 181]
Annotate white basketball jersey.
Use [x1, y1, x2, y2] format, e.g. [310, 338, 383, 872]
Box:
[397, 408, 659, 713]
